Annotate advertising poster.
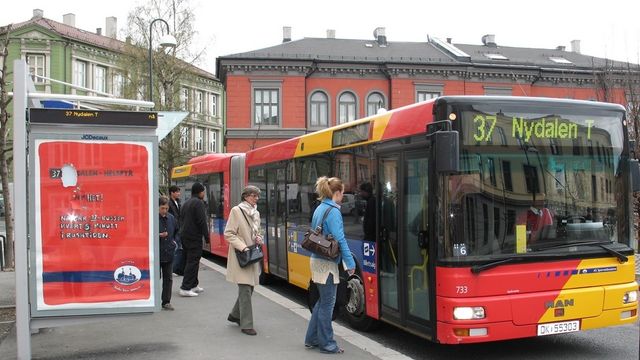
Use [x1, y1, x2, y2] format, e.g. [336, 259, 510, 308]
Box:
[34, 140, 154, 311]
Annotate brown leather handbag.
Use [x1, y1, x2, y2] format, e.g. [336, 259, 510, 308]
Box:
[301, 207, 339, 259]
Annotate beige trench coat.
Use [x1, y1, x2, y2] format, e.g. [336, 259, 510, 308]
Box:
[224, 205, 261, 286]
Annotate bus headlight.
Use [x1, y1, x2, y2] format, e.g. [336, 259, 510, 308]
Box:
[453, 306, 485, 320]
[623, 290, 637, 304]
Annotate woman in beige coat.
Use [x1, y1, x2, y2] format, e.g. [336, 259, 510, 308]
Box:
[224, 185, 263, 336]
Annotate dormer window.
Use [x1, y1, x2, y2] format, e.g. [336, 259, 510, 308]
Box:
[484, 53, 508, 60]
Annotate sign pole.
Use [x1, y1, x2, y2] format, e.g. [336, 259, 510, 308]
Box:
[13, 61, 32, 359]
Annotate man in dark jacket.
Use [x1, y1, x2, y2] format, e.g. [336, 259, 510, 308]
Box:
[159, 196, 178, 310]
[168, 185, 185, 275]
[179, 182, 209, 297]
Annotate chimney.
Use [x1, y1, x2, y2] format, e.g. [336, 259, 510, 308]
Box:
[481, 34, 497, 47]
[106, 17, 117, 39]
[373, 27, 387, 46]
[326, 29, 335, 39]
[571, 40, 581, 54]
[446, 38, 452, 44]
[556, 45, 566, 51]
[32, 9, 44, 19]
[283, 26, 291, 43]
[63, 13, 75, 27]
[96, 28, 102, 36]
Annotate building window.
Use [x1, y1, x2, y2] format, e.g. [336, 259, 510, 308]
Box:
[254, 88, 279, 126]
[112, 72, 124, 97]
[73, 60, 87, 88]
[94, 66, 106, 93]
[181, 88, 190, 111]
[26, 53, 45, 83]
[196, 91, 204, 114]
[195, 128, 203, 151]
[415, 83, 443, 103]
[366, 92, 385, 116]
[210, 94, 218, 117]
[338, 91, 357, 124]
[180, 126, 190, 150]
[210, 130, 218, 152]
[310, 91, 328, 127]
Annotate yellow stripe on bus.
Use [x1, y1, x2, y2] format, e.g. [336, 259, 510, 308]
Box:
[171, 164, 192, 178]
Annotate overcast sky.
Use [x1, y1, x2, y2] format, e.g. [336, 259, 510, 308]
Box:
[2, 0, 639, 74]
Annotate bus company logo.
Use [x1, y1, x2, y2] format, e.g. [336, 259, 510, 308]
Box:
[113, 265, 142, 286]
[544, 298, 574, 309]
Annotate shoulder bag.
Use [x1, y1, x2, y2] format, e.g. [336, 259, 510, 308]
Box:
[301, 206, 339, 259]
[235, 208, 264, 268]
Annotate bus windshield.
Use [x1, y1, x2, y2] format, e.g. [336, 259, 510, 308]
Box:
[441, 101, 630, 262]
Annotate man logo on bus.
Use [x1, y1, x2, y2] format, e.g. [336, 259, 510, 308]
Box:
[545, 298, 574, 309]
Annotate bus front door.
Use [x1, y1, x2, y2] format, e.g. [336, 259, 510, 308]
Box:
[378, 150, 432, 333]
[266, 167, 288, 279]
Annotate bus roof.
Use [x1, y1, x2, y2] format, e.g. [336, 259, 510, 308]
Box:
[172, 153, 243, 179]
[246, 99, 436, 167]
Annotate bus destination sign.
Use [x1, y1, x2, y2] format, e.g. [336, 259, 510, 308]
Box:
[30, 108, 158, 127]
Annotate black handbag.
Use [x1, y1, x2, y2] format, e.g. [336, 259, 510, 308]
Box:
[301, 207, 340, 259]
[235, 244, 264, 268]
[235, 208, 264, 268]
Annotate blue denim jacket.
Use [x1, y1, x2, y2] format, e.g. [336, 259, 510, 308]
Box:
[310, 199, 356, 270]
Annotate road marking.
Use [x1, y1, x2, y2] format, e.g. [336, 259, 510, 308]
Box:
[200, 258, 413, 360]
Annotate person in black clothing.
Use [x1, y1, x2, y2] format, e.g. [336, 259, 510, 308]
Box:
[179, 182, 209, 297]
[359, 182, 376, 241]
[168, 185, 185, 275]
[159, 196, 179, 310]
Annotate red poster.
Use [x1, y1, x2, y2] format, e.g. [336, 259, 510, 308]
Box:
[34, 140, 153, 310]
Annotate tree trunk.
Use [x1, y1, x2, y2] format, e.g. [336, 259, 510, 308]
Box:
[0, 29, 15, 269]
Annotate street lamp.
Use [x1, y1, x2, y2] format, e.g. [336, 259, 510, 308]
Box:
[148, 18, 177, 103]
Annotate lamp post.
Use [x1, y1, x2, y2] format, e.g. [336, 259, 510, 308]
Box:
[148, 18, 177, 103]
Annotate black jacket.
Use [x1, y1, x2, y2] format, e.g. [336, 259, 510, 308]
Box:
[159, 213, 178, 263]
[168, 197, 181, 226]
[179, 196, 209, 248]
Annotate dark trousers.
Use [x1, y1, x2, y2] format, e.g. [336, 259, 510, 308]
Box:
[160, 261, 173, 305]
[180, 244, 202, 290]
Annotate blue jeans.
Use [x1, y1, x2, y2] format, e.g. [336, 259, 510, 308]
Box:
[305, 274, 339, 352]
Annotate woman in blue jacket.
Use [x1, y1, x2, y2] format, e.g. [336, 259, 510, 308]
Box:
[304, 176, 356, 354]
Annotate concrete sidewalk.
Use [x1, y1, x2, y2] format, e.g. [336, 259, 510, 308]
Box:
[0, 260, 405, 360]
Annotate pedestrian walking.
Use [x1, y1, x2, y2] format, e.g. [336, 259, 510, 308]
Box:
[159, 196, 178, 310]
[304, 176, 355, 354]
[224, 185, 263, 336]
[178, 182, 209, 297]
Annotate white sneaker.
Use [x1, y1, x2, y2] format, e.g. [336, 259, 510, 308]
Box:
[179, 289, 198, 297]
[191, 286, 204, 293]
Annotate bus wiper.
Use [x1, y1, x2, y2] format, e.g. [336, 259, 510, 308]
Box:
[534, 241, 628, 263]
[471, 257, 520, 274]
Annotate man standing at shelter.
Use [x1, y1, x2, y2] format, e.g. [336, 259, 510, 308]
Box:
[179, 182, 209, 297]
[168, 185, 185, 275]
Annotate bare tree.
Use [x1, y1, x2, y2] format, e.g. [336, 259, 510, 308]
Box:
[0, 26, 14, 269]
[120, 0, 206, 188]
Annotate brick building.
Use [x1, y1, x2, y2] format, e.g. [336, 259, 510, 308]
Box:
[217, 27, 631, 153]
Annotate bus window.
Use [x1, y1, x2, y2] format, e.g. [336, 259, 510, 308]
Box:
[207, 173, 223, 218]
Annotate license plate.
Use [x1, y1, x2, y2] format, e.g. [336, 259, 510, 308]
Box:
[537, 320, 580, 336]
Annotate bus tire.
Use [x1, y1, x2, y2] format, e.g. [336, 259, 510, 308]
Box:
[344, 275, 379, 331]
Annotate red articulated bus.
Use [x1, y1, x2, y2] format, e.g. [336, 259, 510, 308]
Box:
[173, 96, 638, 344]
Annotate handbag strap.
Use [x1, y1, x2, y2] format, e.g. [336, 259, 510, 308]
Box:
[239, 208, 256, 238]
[316, 206, 335, 231]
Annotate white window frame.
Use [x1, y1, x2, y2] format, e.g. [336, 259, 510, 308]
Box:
[195, 128, 204, 151]
[309, 91, 329, 127]
[196, 91, 204, 114]
[181, 88, 190, 111]
[337, 91, 357, 124]
[366, 91, 385, 117]
[112, 72, 124, 97]
[208, 130, 217, 152]
[94, 65, 107, 93]
[73, 60, 87, 88]
[210, 93, 218, 117]
[180, 126, 190, 150]
[26, 53, 46, 83]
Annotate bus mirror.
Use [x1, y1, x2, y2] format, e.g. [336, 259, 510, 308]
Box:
[631, 159, 640, 192]
[433, 131, 459, 174]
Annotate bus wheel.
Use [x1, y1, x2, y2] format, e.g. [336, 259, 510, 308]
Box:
[344, 275, 378, 331]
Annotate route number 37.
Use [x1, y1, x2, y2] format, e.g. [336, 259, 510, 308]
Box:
[472, 115, 497, 142]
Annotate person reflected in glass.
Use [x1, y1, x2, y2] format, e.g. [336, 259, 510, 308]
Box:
[304, 176, 356, 354]
[224, 185, 264, 336]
